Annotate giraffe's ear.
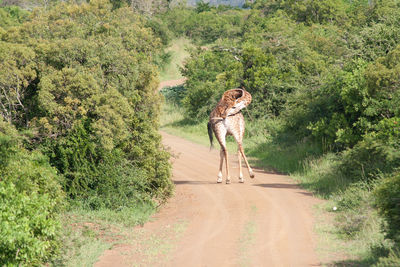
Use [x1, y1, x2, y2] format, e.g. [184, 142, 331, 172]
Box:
[233, 89, 243, 99]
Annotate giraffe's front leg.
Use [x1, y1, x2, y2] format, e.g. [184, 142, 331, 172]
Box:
[238, 149, 244, 183]
[238, 144, 255, 178]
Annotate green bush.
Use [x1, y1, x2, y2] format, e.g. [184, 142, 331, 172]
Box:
[83, 158, 154, 210]
[0, 0, 173, 209]
[374, 249, 400, 267]
[159, 6, 246, 44]
[43, 119, 172, 210]
[374, 172, 400, 244]
[340, 117, 400, 181]
[0, 183, 60, 265]
[241, 44, 295, 118]
[281, 0, 348, 25]
[0, 121, 64, 265]
[0, 5, 29, 28]
[50, 124, 161, 210]
[160, 85, 187, 106]
[181, 49, 241, 119]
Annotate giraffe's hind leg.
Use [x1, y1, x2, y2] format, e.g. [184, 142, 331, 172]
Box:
[214, 124, 230, 184]
[217, 149, 223, 183]
[223, 147, 231, 184]
[231, 122, 248, 182]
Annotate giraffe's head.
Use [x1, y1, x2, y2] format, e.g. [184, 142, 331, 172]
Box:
[217, 89, 251, 118]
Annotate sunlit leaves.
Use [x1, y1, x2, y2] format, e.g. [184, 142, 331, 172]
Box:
[0, 42, 36, 125]
[0, 0, 172, 226]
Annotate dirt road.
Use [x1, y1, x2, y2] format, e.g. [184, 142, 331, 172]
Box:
[157, 78, 187, 90]
[96, 131, 322, 267]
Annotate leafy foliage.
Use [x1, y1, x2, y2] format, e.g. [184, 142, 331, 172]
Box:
[181, 49, 241, 118]
[0, 0, 173, 209]
[160, 0, 400, 261]
[158, 5, 246, 44]
[160, 85, 187, 106]
[374, 172, 400, 245]
[0, 41, 35, 125]
[0, 120, 64, 265]
[0, 5, 28, 28]
[0, 2, 174, 263]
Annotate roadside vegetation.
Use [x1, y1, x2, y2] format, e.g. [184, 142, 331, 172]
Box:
[159, 38, 193, 81]
[158, 0, 400, 265]
[0, 0, 173, 265]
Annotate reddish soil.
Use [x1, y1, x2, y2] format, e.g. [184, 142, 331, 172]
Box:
[95, 131, 323, 267]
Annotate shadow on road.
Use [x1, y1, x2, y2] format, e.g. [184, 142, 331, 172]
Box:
[253, 183, 315, 197]
[253, 183, 300, 189]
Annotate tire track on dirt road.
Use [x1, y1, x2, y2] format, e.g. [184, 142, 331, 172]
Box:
[161, 132, 322, 267]
[95, 131, 322, 267]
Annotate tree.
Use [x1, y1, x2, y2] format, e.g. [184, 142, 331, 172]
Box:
[196, 0, 212, 13]
[0, 0, 173, 208]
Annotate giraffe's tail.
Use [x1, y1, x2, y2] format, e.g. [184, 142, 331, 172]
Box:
[207, 121, 214, 150]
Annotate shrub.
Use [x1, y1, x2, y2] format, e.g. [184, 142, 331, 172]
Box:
[374, 172, 400, 244]
[0, 183, 60, 265]
[160, 85, 187, 106]
[43, 119, 172, 210]
[181, 49, 241, 119]
[340, 117, 400, 181]
[374, 249, 400, 267]
[0, 121, 64, 265]
[0, 0, 173, 209]
[0, 5, 29, 28]
[281, 0, 348, 25]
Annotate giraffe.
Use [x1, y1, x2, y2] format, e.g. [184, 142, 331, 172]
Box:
[207, 88, 255, 184]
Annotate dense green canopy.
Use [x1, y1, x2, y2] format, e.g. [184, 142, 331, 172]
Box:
[0, 1, 172, 264]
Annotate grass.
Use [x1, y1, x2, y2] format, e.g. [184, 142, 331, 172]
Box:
[55, 211, 188, 267]
[159, 38, 194, 81]
[137, 219, 188, 265]
[52, 211, 115, 267]
[314, 195, 389, 266]
[247, 136, 322, 174]
[160, 102, 238, 152]
[54, 203, 157, 266]
[238, 205, 258, 267]
[69, 203, 156, 227]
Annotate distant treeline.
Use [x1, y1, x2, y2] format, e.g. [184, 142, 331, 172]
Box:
[186, 0, 245, 7]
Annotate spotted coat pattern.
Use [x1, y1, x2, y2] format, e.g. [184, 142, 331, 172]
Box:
[208, 88, 254, 184]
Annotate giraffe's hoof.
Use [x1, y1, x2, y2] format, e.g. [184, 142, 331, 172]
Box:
[226, 179, 231, 184]
[217, 177, 223, 183]
[239, 177, 244, 183]
[250, 173, 255, 178]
